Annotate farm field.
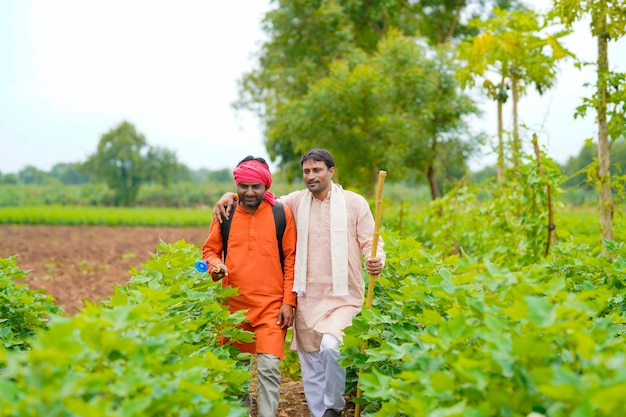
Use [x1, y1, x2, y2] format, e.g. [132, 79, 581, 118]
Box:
[2, 199, 624, 415]
[0, 224, 352, 417]
[0, 224, 209, 315]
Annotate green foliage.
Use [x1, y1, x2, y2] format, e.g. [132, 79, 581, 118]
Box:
[456, 6, 572, 173]
[0, 241, 253, 416]
[83, 121, 149, 206]
[0, 176, 292, 208]
[342, 231, 626, 416]
[136, 182, 234, 208]
[0, 205, 213, 227]
[418, 152, 565, 264]
[83, 121, 187, 207]
[574, 70, 626, 144]
[267, 30, 479, 194]
[550, 0, 626, 40]
[280, 328, 301, 379]
[16, 166, 53, 185]
[0, 184, 110, 207]
[0, 173, 18, 185]
[457, 7, 572, 93]
[49, 162, 92, 185]
[550, 0, 626, 243]
[238, 0, 493, 189]
[145, 146, 187, 187]
[0, 257, 62, 353]
[337, 147, 626, 416]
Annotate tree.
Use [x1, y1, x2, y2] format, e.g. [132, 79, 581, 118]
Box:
[265, 31, 479, 195]
[83, 121, 181, 206]
[457, 7, 571, 180]
[562, 139, 597, 188]
[50, 163, 91, 185]
[235, 0, 494, 190]
[205, 168, 232, 183]
[145, 147, 180, 187]
[550, 0, 626, 246]
[0, 173, 18, 185]
[18, 166, 50, 185]
[420, 48, 481, 198]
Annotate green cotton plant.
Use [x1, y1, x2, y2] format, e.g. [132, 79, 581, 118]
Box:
[109, 240, 255, 383]
[0, 256, 63, 353]
[419, 152, 565, 265]
[0, 241, 253, 417]
[281, 328, 301, 379]
[0, 303, 250, 417]
[549, 239, 626, 315]
[342, 234, 626, 416]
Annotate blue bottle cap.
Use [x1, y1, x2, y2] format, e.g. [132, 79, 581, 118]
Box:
[195, 260, 208, 273]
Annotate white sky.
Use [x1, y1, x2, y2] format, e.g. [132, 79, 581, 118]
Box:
[0, 1, 624, 175]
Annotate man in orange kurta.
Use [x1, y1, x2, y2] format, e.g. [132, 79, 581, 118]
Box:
[202, 156, 297, 417]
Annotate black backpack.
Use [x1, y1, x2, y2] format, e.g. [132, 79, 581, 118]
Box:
[220, 201, 287, 271]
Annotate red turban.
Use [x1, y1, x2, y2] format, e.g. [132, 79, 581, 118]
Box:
[232, 160, 277, 205]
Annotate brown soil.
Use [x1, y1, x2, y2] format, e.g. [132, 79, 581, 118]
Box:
[0, 224, 356, 417]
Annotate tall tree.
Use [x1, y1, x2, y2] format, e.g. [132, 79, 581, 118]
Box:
[550, 0, 626, 245]
[83, 121, 180, 206]
[421, 48, 480, 198]
[237, 1, 425, 176]
[457, 7, 571, 179]
[266, 31, 479, 195]
[236, 0, 502, 186]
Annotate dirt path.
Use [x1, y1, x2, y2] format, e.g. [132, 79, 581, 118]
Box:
[0, 224, 356, 417]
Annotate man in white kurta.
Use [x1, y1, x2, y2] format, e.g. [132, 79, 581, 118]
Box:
[282, 149, 385, 417]
[282, 186, 381, 350]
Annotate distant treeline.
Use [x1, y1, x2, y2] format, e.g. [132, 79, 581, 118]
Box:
[3, 131, 624, 208]
[0, 162, 232, 187]
[4, 139, 625, 191]
[0, 181, 433, 209]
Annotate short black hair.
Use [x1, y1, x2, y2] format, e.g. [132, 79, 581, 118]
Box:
[237, 155, 269, 167]
[300, 149, 335, 169]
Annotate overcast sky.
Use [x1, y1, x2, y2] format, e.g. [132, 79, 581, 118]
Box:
[0, 1, 624, 175]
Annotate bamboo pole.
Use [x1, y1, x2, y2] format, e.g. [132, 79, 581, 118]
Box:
[355, 170, 386, 417]
[532, 134, 556, 256]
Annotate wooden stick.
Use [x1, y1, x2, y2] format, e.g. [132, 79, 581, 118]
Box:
[532, 134, 556, 256]
[355, 170, 386, 417]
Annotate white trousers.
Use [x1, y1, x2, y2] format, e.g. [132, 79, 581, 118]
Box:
[298, 334, 346, 417]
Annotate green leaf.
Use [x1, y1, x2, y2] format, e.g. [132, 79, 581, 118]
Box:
[525, 295, 555, 327]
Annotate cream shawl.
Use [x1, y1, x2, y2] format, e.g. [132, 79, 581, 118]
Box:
[292, 183, 349, 296]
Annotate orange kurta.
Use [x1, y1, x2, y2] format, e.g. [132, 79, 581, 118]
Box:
[202, 200, 297, 359]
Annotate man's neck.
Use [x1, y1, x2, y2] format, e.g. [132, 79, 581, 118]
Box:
[238, 201, 260, 214]
[312, 187, 332, 201]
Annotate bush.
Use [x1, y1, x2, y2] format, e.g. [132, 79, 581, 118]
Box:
[0, 256, 62, 353]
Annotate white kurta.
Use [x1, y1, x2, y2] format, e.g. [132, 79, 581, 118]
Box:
[282, 186, 385, 352]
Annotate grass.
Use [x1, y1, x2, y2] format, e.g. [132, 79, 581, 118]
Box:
[0, 205, 213, 227]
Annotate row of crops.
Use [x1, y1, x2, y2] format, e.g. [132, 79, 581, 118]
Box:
[341, 235, 626, 416]
[1, 242, 254, 417]
[3, 230, 624, 416]
[1, 156, 626, 416]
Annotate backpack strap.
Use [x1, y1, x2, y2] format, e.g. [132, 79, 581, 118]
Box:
[273, 202, 286, 271]
[220, 202, 287, 272]
[220, 209, 233, 263]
